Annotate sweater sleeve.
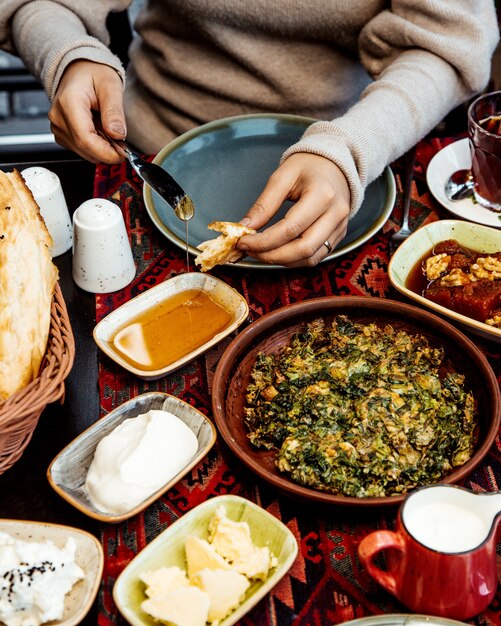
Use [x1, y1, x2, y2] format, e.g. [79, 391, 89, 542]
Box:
[281, 0, 500, 216]
[0, 0, 131, 99]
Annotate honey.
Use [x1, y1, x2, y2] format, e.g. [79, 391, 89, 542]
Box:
[112, 289, 233, 371]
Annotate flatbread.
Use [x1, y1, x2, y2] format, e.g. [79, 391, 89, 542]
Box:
[0, 169, 59, 401]
[194, 221, 256, 272]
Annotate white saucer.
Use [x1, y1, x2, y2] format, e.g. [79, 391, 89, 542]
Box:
[426, 138, 501, 228]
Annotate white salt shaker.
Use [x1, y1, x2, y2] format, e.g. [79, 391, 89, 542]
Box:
[72, 198, 136, 293]
[21, 166, 73, 257]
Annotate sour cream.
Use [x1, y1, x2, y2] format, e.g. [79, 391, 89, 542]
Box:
[85, 409, 199, 515]
[0, 532, 84, 626]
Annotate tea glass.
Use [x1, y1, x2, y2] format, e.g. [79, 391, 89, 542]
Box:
[468, 90, 501, 211]
[72, 198, 136, 293]
[358, 484, 500, 621]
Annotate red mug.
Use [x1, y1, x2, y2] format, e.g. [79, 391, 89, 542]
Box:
[358, 484, 501, 621]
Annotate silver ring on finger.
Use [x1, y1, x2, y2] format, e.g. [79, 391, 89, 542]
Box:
[323, 240, 333, 254]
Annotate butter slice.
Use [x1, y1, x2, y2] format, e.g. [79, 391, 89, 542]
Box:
[231, 545, 277, 581]
[185, 536, 231, 578]
[208, 506, 277, 580]
[141, 586, 210, 626]
[140, 566, 189, 598]
[191, 568, 250, 623]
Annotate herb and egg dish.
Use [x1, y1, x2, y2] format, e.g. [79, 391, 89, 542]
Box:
[244, 316, 476, 498]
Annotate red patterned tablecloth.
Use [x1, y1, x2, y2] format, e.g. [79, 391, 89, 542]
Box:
[93, 136, 501, 626]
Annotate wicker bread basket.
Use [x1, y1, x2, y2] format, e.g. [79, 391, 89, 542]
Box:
[0, 283, 75, 474]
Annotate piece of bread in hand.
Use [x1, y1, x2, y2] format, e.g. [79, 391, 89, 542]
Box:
[194, 221, 256, 272]
[0, 169, 59, 401]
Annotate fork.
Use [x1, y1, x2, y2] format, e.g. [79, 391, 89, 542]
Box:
[390, 145, 417, 248]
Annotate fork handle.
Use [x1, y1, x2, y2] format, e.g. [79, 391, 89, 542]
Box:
[400, 146, 417, 230]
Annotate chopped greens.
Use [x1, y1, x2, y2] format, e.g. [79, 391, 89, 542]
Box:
[244, 316, 476, 498]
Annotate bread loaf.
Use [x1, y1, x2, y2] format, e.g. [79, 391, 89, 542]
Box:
[0, 170, 59, 401]
[194, 221, 256, 272]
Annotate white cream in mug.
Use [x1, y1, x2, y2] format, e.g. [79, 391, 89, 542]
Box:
[403, 501, 490, 553]
[85, 409, 199, 515]
[0, 532, 84, 626]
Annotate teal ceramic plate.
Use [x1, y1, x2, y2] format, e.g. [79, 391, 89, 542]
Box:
[143, 114, 396, 269]
[113, 494, 298, 626]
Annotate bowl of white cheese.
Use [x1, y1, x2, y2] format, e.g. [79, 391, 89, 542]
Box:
[47, 392, 217, 523]
[0, 519, 103, 626]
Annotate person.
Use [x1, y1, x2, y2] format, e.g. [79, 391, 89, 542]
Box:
[0, 1, 498, 267]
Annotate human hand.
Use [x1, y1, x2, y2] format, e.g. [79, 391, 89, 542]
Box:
[49, 60, 126, 164]
[237, 153, 350, 267]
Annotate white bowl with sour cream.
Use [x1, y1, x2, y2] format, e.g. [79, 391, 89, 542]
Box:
[47, 392, 217, 523]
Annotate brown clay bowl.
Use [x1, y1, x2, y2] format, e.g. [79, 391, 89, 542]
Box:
[212, 296, 500, 507]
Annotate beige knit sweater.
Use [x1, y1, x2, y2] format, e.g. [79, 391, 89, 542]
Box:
[0, 0, 498, 213]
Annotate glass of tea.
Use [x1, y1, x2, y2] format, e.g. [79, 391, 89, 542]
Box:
[468, 90, 501, 212]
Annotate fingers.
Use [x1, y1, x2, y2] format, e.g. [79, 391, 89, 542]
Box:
[97, 77, 127, 140]
[238, 154, 351, 267]
[245, 199, 348, 266]
[241, 167, 294, 231]
[240, 191, 326, 255]
[50, 103, 112, 164]
[49, 61, 126, 163]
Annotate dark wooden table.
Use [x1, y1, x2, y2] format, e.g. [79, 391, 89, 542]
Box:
[0, 157, 100, 625]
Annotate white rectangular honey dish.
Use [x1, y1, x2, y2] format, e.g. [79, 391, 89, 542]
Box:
[93, 272, 249, 379]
